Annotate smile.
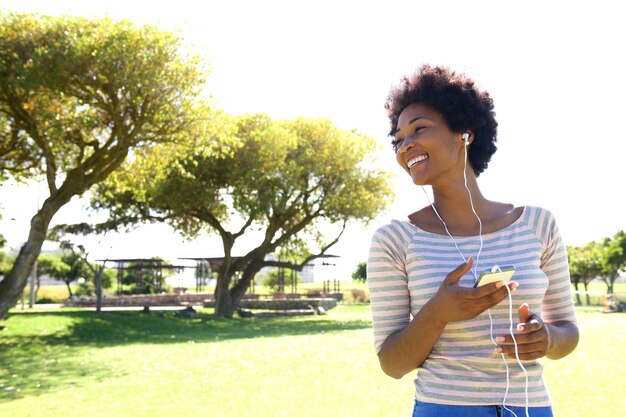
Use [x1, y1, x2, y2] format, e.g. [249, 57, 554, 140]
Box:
[407, 154, 428, 169]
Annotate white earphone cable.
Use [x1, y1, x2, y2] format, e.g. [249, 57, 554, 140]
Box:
[418, 136, 529, 415]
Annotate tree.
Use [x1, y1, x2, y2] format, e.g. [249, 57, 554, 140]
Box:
[0, 13, 208, 318]
[567, 242, 602, 305]
[599, 230, 626, 294]
[351, 261, 367, 283]
[90, 114, 394, 317]
[36, 252, 71, 297]
[36, 249, 114, 300]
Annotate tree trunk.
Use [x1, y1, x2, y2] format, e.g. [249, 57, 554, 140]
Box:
[65, 281, 74, 298]
[583, 281, 590, 305]
[95, 267, 103, 313]
[0, 197, 65, 319]
[34, 274, 41, 304]
[609, 271, 617, 294]
[573, 279, 581, 305]
[214, 276, 234, 318]
[231, 262, 261, 306]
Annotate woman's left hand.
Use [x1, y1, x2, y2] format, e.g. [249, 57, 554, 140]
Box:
[495, 303, 552, 360]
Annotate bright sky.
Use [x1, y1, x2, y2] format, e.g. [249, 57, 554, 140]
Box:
[1, 0, 625, 278]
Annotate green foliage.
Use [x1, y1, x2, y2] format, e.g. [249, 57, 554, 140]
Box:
[0, 12, 207, 183]
[0, 212, 5, 250]
[0, 12, 212, 317]
[94, 113, 393, 241]
[89, 113, 394, 316]
[36, 251, 114, 297]
[598, 230, 626, 293]
[37, 253, 72, 281]
[567, 242, 604, 305]
[261, 268, 302, 291]
[74, 267, 115, 297]
[568, 230, 626, 295]
[351, 261, 367, 283]
[0, 249, 13, 276]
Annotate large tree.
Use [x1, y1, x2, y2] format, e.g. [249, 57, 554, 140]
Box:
[0, 13, 207, 318]
[90, 114, 393, 317]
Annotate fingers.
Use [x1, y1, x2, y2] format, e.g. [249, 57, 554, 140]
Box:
[496, 319, 543, 345]
[472, 277, 518, 296]
[496, 341, 546, 360]
[496, 316, 548, 359]
[470, 281, 518, 306]
[517, 318, 541, 333]
[518, 302, 531, 323]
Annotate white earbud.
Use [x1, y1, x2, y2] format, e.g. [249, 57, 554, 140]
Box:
[462, 132, 470, 145]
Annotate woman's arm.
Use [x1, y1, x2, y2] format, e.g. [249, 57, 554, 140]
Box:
[376, 295, 447, 379]
[377, 259, 519, 379]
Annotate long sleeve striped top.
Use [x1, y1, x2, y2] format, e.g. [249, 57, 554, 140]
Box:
[367, 206, 577, 407]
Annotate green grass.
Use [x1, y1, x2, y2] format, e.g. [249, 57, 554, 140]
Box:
[0, 305, 624, 416]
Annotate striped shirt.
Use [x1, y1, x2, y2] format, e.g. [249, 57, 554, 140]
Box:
[367, 206, 577, 407]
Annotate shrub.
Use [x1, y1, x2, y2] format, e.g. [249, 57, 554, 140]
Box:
[262, 269, 302, 291]
[351, 289, 368, 303]
[305, 289, 322, 298]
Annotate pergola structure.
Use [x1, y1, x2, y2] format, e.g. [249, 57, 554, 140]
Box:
[106, 258, 187, 294]
[274, 254, 340, 292]
[177, 256, 245, 292]
[96, 254, 340, 296]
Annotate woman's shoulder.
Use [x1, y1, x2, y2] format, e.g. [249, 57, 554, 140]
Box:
[370, 219, 417, 247]
[521, 205, 558, 223]
[517, 206, 562, 241]
[372, 218, 415, 236]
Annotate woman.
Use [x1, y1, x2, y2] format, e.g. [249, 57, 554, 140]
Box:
[367, 65, 579, 417]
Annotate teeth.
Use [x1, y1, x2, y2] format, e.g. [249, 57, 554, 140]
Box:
[407, 154, 428, 168]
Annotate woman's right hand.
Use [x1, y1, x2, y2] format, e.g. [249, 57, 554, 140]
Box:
[430, 258, 518, 325]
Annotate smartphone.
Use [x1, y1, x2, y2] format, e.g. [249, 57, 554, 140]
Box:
[474, 265, 516, 288]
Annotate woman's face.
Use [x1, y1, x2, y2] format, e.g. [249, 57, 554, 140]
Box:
[393, 103, 467, 186]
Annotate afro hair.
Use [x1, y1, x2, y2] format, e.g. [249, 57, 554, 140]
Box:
[385, 65, 498, 176]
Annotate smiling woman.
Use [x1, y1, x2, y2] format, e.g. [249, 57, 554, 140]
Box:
[367, 65, 579, 417]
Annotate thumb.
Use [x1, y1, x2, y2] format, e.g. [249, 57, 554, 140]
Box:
[518, 302, 531, 323]
[444, 257, 474, 286]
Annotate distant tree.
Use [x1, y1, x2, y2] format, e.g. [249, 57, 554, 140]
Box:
[37, 250, 114, 299]
[567, 242, 602, 305]
[75, 268, 115, 297]
[0, 13, 208, 318]
[599, 230, 626, 294]
[88, 114, 394, 317]
[37, 252, 72, 297]
[351, 261, 367, 283]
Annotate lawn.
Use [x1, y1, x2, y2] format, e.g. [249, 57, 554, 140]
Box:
[0, 304, 623, 417]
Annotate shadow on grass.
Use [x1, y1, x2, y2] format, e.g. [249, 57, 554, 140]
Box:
[0, 307, 372, 402]
[4, 307, 372, 346]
